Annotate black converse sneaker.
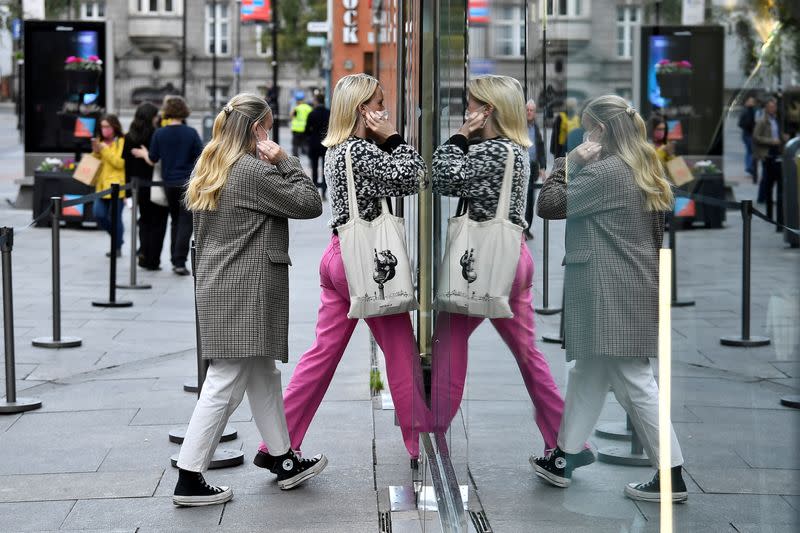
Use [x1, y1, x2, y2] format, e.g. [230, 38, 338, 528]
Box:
[253, 450, 279, 473]
[624, 466, 688, 503]
[531, 447, 597, 488]
[274, 450, 328, 490]
[172, 469, 233, 507]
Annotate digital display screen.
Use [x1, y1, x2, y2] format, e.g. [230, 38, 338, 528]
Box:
[24, 21, 106, 153]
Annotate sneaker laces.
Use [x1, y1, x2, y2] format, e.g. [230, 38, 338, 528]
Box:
[195, 473, 223, 494]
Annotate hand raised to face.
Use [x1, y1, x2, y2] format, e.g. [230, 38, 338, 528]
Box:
[257, 139, 288, 165]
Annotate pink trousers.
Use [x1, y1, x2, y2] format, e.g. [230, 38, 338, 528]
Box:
[431, 241, 565, 452]
[259, 235, 429, 458]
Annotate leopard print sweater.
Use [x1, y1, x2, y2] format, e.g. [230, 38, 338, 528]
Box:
[432, 135, 530, 229]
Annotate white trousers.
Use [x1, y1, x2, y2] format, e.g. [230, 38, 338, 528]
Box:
[558, 357, 684, 468]
[177, 357, 291, 472]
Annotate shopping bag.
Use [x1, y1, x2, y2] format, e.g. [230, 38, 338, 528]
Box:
[665, 156, 693, 186]
[72, 154, 101, 186]
[337, 142, 418, 319]
[434, 143, 521, 318]
[149, 163, 168, 207]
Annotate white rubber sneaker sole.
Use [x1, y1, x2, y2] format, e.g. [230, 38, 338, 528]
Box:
[624, 483, 688, 503]
[530, 457, 571, 488]
[277, 455, 328, 490]
[173, 487, 233, 507]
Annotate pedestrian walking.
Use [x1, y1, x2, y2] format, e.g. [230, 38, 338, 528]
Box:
[534, 95, 688, 503]
[132, 96, 203, 275]
[524, 98, 546, 240]
[173, 93, 326, 507]
[254, 73, 430, 468]
[738, 96, 757, 182]
[647, 114, 676, 167]
[753, 97, 788, 224]
[91, 114, 126, 257]
[122, 102, 168, 270]
[290, 98, 313, 157]
[550, 97, 581, 158]
[306, 93, 331, 200]
[429, 76, 588, 466]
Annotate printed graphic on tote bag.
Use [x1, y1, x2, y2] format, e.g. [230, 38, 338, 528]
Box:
[460, 249, 477, 283]
[372, 249, 398, 300]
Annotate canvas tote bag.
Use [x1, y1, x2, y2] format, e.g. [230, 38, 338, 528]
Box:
[434, 143, 521, 319]
[149, 163, 168, 207]
[338, 142, 419, 319]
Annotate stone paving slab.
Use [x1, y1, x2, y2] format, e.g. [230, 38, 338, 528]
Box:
[60, 496, 222, 530]
[0, 470, 163, 502]
[689, 467, 800, 495]
[635, 494, 798, 525]
[0, 500, 77, 531]
[0, 445, 109, 476]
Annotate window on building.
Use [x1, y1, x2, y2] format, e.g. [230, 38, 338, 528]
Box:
[134, 0, 177, 14]
[546, 0, 588, 17]
[494, 5, 526, 57]
[616, 5, 641, 59]
[255, 24, 270, 57]
[81, 1, 105, 19]
[206, 2, 231, 56]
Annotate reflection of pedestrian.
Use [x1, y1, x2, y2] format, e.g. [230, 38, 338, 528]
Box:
[123, 102, 168, 270]
[174, 93, 326, 507]
[133, 96, 203, 275]
[549, 97, 580, 158]
[431, 76, 577, 462]
[753, 97, 787, 224]
[305, 93, 330, 199]
[524, 99, 546, 240]
[290, 99, 313, 156]
[738, 96, 757, 182]
[647, 114, 676, 168]
[535, 95, 688, 503]
[91, 114, 126, 257]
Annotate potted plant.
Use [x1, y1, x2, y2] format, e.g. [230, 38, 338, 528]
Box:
[64, 55, 103, 94]
[655, 59, 692, 101]
[688, 160, 726, 228]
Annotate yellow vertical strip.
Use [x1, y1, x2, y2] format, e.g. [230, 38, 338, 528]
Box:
[658, 248, 673, 532]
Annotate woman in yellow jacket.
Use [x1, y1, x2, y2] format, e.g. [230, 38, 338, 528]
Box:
[92, 114, 126, 257]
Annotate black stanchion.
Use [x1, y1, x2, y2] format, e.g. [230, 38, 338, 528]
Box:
[32, 198, 82, 349]
[595, 413, 634, 441]
[118, 178, 151, 291]
[542, 285, 565, 344]
[92, 184, 133, 308]
[0, 228, 43, 414]
[597, 424, 650, 466]
[668, 214, 695, 308]
[535, 219, 562, 315]
[720, 200, 770, 347]
[170, 242, 241, 468]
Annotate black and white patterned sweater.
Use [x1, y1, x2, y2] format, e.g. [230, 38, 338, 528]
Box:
[325, 134, 427, 229]
[432, 135, 530, 229]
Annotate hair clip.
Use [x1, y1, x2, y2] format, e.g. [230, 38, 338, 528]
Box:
[626, 107, 636, 117]
[223, 104, 234, 115]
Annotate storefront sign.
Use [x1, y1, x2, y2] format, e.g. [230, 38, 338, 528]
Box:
[343, 0, 358, 44]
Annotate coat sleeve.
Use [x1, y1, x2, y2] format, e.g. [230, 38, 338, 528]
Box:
[538, 157, 624, 220]
[431, 135, 507, 198]
[752, 119, 774, 148]
[350, 137, 426, 198]
[536, 126, 547, 169]
[234, 156, 322, 220]
[537, 158, 568, 220]
[149, 131, 161, 164]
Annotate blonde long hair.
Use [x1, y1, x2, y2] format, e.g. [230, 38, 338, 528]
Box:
[322, 73, 379, 148]
[583, 95, 673, 212]
[185, 93, 270, 211]
[467, 75, 532, 148]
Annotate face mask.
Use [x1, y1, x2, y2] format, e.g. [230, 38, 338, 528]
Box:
[101, 127, 115, 140]
[583, 128, 600, 143]
[653, 130, 666, 142]
[258, 125, 270, 142]
[465, 106, 486, 122]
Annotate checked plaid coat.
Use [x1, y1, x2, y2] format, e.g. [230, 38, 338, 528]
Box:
[537, 155, 666, 361]
[193, 154, 322, 362]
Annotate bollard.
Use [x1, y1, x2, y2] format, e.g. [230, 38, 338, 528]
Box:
[721, 200, 770, 347]
[32, 198, 83, 349]
[92, 184, 133, 308]
[595, 413, 634, 441]
[0, 228, 43, 414]
[668, 214, 695, 308]
[169, 242, 241, 468]
[542, 285, 565, 344]
[535, 219, 562, 315]
[597, 424, 650, 466]
[118, 178, 151, 291]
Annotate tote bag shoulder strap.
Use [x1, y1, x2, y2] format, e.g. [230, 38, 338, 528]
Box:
[344, 141, 390, 223]
[494, 142, 516, 221]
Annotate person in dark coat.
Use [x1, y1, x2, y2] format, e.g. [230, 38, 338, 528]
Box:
[122, 102, 168, 270]
[305, 93, 331, 199]
[738, 95, 757, 182]
[524, 98, 547, 239]
[172, 93, 325, 507]
[534, 95, 689, 504]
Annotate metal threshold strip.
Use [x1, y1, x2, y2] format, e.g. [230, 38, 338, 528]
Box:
[422, 432, 468, 532]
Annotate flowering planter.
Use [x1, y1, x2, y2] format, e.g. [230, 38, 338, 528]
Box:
[66, 70, 100, 94]
[33, 170, 96, 227]
[656, 73, 691, 101]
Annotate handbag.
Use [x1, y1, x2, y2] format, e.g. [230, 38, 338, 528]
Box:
[665, 156, 693, 187]
[337, 142, 419, 319]
[434, 143, 521, 319]
[149, 162, 168, 207]
[72, 154, 101, 186]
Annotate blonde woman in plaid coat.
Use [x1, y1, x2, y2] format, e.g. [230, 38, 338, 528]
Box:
[533, 95, 688, 503]
[171, 93, 327, 507]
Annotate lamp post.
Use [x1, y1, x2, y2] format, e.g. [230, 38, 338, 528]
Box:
[235, 0, 242, 95]
[271, 0, 280, 143]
